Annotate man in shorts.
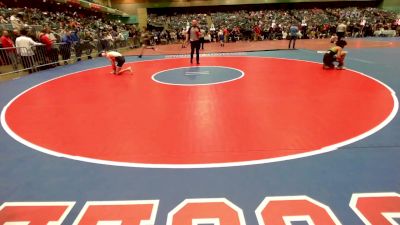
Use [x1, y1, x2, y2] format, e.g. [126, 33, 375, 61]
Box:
[102, 50, 132, 75]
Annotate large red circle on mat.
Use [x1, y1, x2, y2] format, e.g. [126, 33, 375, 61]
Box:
[3, 57, 397, 167]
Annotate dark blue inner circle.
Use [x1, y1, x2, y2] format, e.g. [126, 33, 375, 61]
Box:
[153, 66, 243, 85]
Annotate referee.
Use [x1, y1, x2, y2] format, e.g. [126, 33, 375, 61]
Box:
[187, 20, 201, 64]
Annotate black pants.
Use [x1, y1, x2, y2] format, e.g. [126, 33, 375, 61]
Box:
[337, 32, 345, 41]
[49, 48, 59, 66]
[74, 42, 82, 58]
[288, 36, 297, 49]
[190, 40, 200, 63]
[199, 37, 205, 49]
[21, 56, 35, 73]
[60, 44, 71, 61]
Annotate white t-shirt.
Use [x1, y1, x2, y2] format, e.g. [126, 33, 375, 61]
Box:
[189, 26, 200, 42]
[337, 23, 347, 32]
[15, 36, 41, 56]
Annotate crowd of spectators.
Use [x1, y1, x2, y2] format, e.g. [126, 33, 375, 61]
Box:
[0, 1, 140, 73]
[147, 7, 400, 43]
[0, 4, 137, 46]
[1, 1, 400, 74]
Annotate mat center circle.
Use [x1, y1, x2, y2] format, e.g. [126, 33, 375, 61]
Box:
[152, 66, 244, 86]
[2, 57, 397, 168]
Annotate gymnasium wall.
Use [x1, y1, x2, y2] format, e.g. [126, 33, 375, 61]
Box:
[380, 0, 400, 11]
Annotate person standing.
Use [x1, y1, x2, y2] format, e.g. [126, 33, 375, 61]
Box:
[360, 18, 366, 37]
[138, 27, 155, 58]
[1, 30, 18, 70]
[10, 12, 22, 30]
[223, 27, 229, 43]
[336, 21, 347, 41]
[0, 15, 8, 24]
[60, 30, 73, 63]
[187, 20, 201, 64]
[199, 27, 206, 50]
[128, 26, 137, 49]
[218, 29, 224, 47]
[288, 23, 299, 49]
[39, 29, 55, 68]
[71, 29, 82, 61]
[15, 29, 42, 73]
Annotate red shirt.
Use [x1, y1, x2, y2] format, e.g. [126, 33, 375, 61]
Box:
[1, 35, 15, 52]
[39, 34, 53, 51]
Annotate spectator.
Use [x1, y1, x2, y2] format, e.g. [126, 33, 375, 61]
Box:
[39, 28, 58, 67]
[223, 27, 229, 43]
[100, 31, 112, 52]
[180, 28, 187, 48]
[0, 15, 7, 24]
[1, 30, 18, 70]
[46, 28, 59, 43]
[116, 31, 125, 48]
[71, 29, 82, 61]
[218, 29, 224, 47]
[128, 26, 137, 49]
[337, 21, 347, 41]
[147, 7, 398, 42]
[288, 23, 299, 49]
[199, 27, 205, 50]
[60, 30, 73, 63]
[82, 31, 96, 59]
[10, 12, 23, 30]
[12, 29, 20, 42]
[15, 28, 41, 73]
